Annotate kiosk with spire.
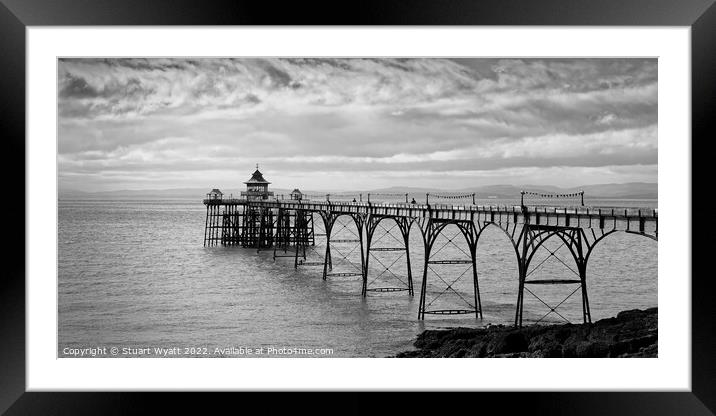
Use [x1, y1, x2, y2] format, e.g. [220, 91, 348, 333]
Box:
[241, 164, 274, 200]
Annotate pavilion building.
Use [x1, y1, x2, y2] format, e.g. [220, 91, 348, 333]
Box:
[241, 165, 274, 200]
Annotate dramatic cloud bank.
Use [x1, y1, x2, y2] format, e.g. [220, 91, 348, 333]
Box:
[58, 58, 657, 192]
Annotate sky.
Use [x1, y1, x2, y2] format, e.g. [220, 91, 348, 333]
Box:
[58, 58, 657, 192]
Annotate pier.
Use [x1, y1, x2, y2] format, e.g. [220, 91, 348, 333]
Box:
[203, 168, 657, 326]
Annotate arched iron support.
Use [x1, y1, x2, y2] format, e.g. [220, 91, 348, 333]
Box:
[513, 224, 624, 327]
[417, 218, 484, 319]
[364, 215, 415, 297]
[321, 212, 366, 283]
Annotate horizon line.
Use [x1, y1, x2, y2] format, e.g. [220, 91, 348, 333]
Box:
[59, 181, 658, 195]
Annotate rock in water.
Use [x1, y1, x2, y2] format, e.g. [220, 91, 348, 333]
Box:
[394, 308, 657, 358]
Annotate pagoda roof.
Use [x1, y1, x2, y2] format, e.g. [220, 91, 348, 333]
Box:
[244, 168, 271, 184]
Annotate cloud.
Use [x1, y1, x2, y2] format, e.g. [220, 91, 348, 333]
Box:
[58, 58, 657, 191]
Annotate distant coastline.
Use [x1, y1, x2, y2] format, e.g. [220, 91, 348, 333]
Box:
[59, 182, 658, 201]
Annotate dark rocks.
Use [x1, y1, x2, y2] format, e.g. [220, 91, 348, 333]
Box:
[489, 332, 528, 355]
[395, 308, 657, 358]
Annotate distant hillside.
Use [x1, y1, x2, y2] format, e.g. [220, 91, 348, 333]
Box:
[456, 183, 657, 199]
[366, 186, 441, 194]
[573, 183, 657, 199]
[61, 187, 226, 200]
[59, 182, 657, 200]
[60, 187, 298, 200]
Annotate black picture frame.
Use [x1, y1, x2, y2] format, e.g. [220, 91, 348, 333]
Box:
[2, 0, 714, 414]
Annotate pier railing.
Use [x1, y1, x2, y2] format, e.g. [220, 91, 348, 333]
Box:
[202, 198, 657, 219]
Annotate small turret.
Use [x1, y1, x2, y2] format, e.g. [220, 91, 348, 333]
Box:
[207, 188, 223, 200]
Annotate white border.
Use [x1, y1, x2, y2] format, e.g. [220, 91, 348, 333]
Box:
[27, 27, 690, 391]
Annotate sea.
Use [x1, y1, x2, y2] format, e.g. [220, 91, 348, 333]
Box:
[58, 198, 657, 358]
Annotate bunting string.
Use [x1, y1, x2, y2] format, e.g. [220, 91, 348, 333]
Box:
[521, 191, 584, 198]
[429, 193, 475, 200]
[326, 193, 362, 201]
[369, 192, 408, 197]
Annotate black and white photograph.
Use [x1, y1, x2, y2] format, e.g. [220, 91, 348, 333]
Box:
[56, 57, 659, 359]
[2, 0, 712, 411]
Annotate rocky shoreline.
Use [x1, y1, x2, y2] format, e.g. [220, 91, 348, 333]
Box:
[395, 308, 657, 358]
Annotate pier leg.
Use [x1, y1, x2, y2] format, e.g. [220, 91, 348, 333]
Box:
[294, 210, 308, 269]
[323, 242, 333, 280]
[294, 214, 301, 268]
[359, 225, 366, 295]
[322, 215, 334, 280]
[264, 209, 269, 250]
[362, 237, 371, 297]
[418, 243, 430, 319]
[221, 209, 228, 246]
[322, 243, 332, 280]
[576, 231, 592, 324]
[209, 205, 215, 247]
[515, 226, 529, 327]
[403, 224, 414, 296]
[472, 251, 482, 319]
[203, 205, 209, 247]
[417, 218, 434, 320]
[207, 205, 213, 247]
[580, 264, 591, 324]
[405, 242, 414, 296]
[226, 205, 232, 246]
[256, 208, 264, 253]
[515, 263, 526, 327]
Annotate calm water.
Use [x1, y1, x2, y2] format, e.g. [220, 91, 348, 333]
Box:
[58, 198, 657, 358]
